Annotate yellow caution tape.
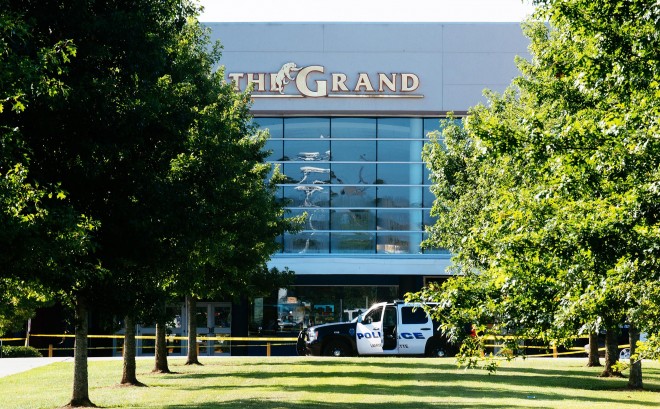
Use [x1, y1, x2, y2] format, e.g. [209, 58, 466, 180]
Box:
[30, 334, 298, 342]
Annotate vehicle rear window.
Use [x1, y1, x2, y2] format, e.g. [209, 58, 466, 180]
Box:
[401, 307, 429, 324]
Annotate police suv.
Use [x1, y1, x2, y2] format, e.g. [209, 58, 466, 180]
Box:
[296, 301, 455, 357]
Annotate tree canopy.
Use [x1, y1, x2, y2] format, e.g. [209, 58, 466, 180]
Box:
[408, 0, 660, 389]
[2, 0, 298, 404]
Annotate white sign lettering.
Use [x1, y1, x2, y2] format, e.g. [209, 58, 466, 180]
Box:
[228, 62, 423, 99]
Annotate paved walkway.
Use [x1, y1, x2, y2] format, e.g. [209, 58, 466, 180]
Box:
[0, 357, 73, 378]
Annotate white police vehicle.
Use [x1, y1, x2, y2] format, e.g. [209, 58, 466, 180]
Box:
[296, 301, 455, 357]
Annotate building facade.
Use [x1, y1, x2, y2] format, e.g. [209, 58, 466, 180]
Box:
[130, 22, 530, 356]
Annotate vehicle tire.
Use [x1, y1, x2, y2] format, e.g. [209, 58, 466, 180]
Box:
[323, 339, 351, 357]
[426, 341, 447, 358]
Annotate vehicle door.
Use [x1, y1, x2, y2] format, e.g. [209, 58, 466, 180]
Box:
[356, 305, 385, 355]
[397, 305, 434, 355]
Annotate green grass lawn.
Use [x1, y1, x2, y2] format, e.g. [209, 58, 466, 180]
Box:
[1, 357, 659, 408]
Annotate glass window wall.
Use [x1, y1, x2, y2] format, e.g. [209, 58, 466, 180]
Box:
[255, 116, 450, 255]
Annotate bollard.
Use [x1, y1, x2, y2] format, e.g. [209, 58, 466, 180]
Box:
[196, 343, 200, 357]
[266, 342, 271, 357]
[48, 344, 53, 357]
[553, 344, 558, 358]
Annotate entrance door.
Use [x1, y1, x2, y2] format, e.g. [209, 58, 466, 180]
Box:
[356, 305, 385, 355]
[195, 302, 231, 356]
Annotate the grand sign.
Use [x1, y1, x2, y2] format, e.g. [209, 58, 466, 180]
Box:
[228, 62, 423, 99]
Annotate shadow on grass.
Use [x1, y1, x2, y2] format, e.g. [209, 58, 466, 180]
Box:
[152, 364, 659, 408]
[160, 401, 541, 409]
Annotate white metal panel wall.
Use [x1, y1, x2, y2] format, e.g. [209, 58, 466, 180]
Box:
[205, 22, 529, 114]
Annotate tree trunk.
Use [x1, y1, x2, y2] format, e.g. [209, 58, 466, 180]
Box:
[628, 324, 643, 389]
[185, 295, 202, 365]
[120, 315, 144, 386]
[67, 298, 95, 407]
[586, 331, 601, 367]
[600, 327, 623, 377]
[153, 319, 171, 373]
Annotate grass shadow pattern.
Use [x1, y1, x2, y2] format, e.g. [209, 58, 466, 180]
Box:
[1, 357, 659, 408]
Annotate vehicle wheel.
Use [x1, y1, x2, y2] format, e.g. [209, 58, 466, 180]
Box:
[426, 342, 447, 358]
[323, 340, 350, 357]
[619, 348, 631, 361]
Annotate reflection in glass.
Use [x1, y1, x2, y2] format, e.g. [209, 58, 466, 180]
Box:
[250, 286, 398, 331]
[378, 118, 423, 139]
[377, 233, 422, 254]
[332, 163, 376, 184]
[331, 209, 376, 231]
[289, 208, 329, 230]
[257, 116, 450, 255]
[213, 306, 231, 328]
[377, 209, 422, 231]
[284, 117, 330, 138]
[377, 163, 423, 185]
[423, 209, 437, 229]
[253, 117, 283, 138]
[423, 117, 442, 138]
[196, 307, 208, 327]
[332, 117, 377, 138]
[331, 140, 375, 161]
[284, 140, 330, 162]
[378, 140, 413, 162]
[282, 164, 331, 185]
[284, 186, 330, 208]
[331, 186, 375, 208]
[331, 233, 376, 253]
[264, 139, 283, 162]
[377, 186, 422, 208]
[284, 232, 329, 254]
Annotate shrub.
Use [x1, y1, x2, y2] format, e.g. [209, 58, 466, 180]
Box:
[0, 345, 43, 358]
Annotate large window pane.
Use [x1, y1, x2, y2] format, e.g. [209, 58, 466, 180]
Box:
[378, 140, 414, 162]
[264, 139, 284, 162]
[288, 208, 329, 230]
[423, 186, 435, 208]
[284, 140, 330, 162]
[377, 163, 423, 185]
[378, 118, 424, 139]
[332, 163, 376, 184]
[377, 209, 422, 231]
[284, 232, 329, 254]
[284, 117, 330, 138]
[331, 117, 377, 138]
[377, 233, 422, 254]
[331, 232, 376, 254]
[284, 185, 330, 208]
[331, 140, 376, 161]
[254, 117, 283, 138]
[377, 186, 422, 208]
[422, 209, 437, 228]
[331, 186, 376, 208]
[331, 209, 376, 231]
[283, 164, 331, 185]
[423, 117, 442, 138]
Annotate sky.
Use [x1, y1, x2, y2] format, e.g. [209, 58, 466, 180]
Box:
[197, 0, 536, 23]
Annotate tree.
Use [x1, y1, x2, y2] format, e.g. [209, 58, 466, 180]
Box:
[164, 79, 301, 364]
[409, 0, 660, 390]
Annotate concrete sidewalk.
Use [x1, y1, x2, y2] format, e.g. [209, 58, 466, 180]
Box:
[0, 357, 73, 378]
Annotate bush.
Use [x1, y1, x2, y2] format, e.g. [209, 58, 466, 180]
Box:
[0, 345, 42, 358]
